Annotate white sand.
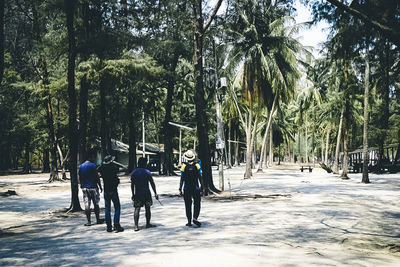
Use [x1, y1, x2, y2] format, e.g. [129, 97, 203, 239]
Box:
[1, 165, 400, 266]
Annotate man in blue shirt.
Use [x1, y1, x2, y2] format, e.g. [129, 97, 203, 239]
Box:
[131, 157, 159, 231]
[79, 159, 103, 226]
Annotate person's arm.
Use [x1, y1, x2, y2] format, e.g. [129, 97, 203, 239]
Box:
[130, 177, 135, 201]
[148, 174, 158, 200]
[196, 163, 204, 194]
[78, 168, 83, 188]
[179, 164, 185, 196]
[96, 171, 103, 193]
[113, 160, 128, 172]
[179, 177, 184, 196]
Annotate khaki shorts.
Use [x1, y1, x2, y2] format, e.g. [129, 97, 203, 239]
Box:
[82, 188, 100, 207]
[133, 198, 153, 208]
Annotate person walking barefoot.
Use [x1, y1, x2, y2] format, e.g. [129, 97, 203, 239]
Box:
[130, 157, 159, 231]
[79, 158, 103, 226]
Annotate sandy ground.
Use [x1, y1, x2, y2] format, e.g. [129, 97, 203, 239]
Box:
[1, 165, 400, 266]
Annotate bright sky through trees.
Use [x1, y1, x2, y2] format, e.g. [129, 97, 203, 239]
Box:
[293, 0, 329, 57]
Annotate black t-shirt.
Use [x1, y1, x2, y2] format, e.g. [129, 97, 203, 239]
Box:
[97, 163, 120, 192]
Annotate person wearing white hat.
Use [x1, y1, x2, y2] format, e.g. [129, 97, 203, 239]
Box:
[179, 150, 203, 227]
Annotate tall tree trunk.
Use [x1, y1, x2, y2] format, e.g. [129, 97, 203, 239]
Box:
[305, 116, 309, 164]
[100, 76, 108, 159]
[292, 142, 295, 163]
[57, 144, 68, 180]
[46, 95, 59, 182]
[362, 42, 370, 183]
[234, 129, 239, 166]
[128, 94, 137, 173]
[228, 120, 232, 168]
[22, 90, 31, 174]
[42, 148, 50, 173]
[341, 127, 349, 179]
[79, 74, 89, 162]
[297, 133, 301, 162]
[39, 55, 59, 182]
[333, 108, 344, 174]
[0, 0, 4, 84]
[192, 0, 223, 194]
[23, 140, 31, 174]
[377, 39, 391, 173]
[269, 126, 273, 166]
[321, 134, 325, 163]
[244, 106, 258, 179]
[325, 126, 330, 165]
[163, 53, 179, 176]
[278, 144, 281, 165]
[65, 0, 82, 212]
[264, 136, 269, 164]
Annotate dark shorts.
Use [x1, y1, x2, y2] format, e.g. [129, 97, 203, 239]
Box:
[132, 198, 153, 208]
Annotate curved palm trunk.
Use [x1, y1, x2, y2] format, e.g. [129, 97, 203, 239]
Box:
[258, 94, 277, 171]
[244, 104, 258, 179]
[362, 44, 370, 183]
[65, 0, 81, 212]
[333, 108, 344, 174]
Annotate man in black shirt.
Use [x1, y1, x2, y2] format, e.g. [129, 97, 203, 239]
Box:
[97, 155, 124, 233]
[179, 150, 203, 227]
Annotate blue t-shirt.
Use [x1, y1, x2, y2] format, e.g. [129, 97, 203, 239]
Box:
[130, 168, 154, 201]
[79, 161, 99, 189]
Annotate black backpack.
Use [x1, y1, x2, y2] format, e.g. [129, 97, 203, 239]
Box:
[183, 163, 199, 189]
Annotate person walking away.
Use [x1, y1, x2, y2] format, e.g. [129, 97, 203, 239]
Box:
[97, 155, 124, 233]
[130, 157, 159, 231]
[79, 159, 103, 226]
[179, 150, 203, 227]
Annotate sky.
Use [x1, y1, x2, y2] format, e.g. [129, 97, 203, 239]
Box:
[293, 0, 330, 57]
[212, 0, 331, 58]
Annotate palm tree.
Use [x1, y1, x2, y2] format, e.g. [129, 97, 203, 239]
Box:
[225, 0, 301, 178]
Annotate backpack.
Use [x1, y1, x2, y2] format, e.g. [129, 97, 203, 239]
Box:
[183, 163, 199, 189]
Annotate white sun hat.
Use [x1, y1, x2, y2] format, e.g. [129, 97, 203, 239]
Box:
[184, 150, 196, 161]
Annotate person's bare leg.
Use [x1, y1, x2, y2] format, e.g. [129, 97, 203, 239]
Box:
[134, 207, 140, 231]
